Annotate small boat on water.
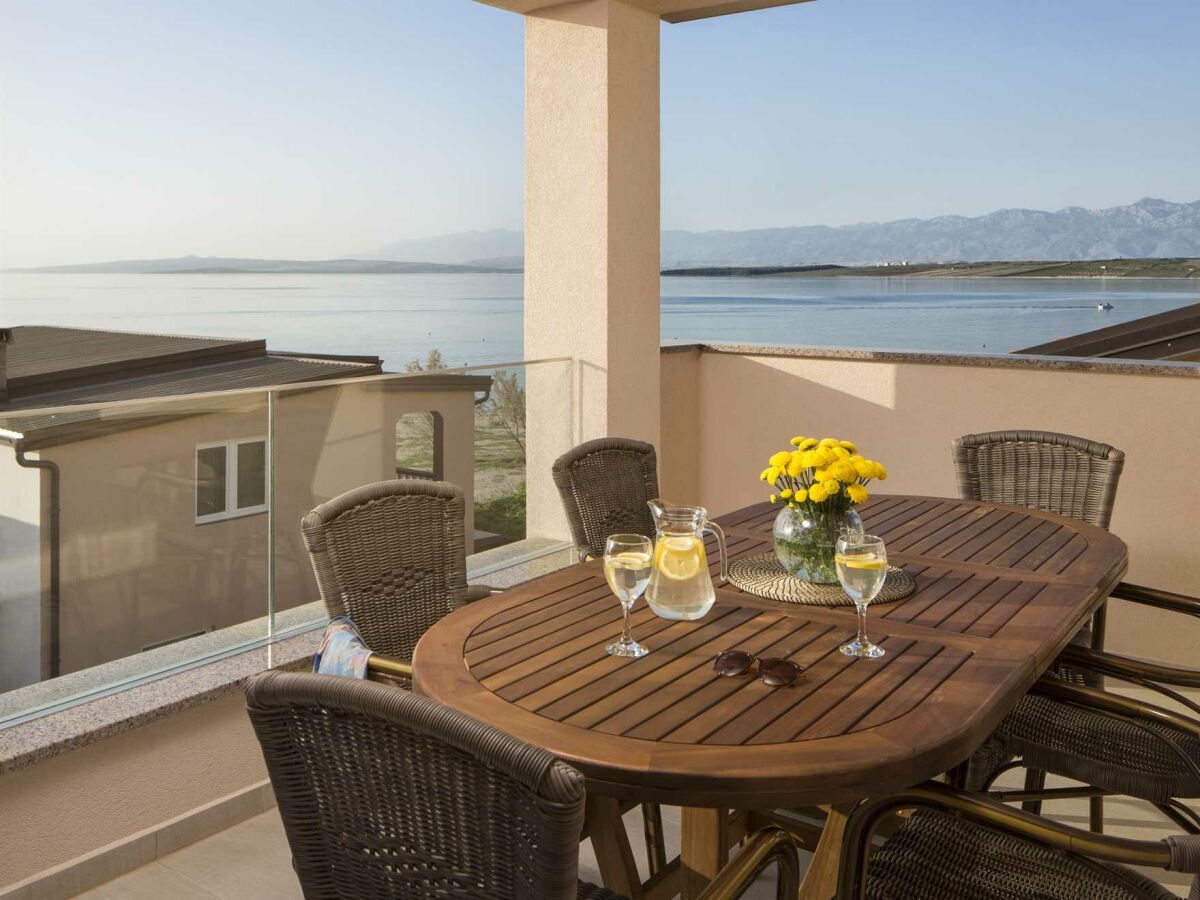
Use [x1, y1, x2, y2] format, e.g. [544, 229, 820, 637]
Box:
[1097, 302, 1114, 310]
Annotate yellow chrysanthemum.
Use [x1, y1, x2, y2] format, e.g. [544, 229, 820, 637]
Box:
[759, 467, 772, 481]
[769, 451, 792, 469]
[780, 488, 793, 499]
[819, 438, 838, 448]
[808, 483, 828, 503]
[786, 457, 804, 478]
[789, 434, 807, 447]
[847, 484, 869, 504]
[793, 487, 808, 503]
[835, 460, 858, 483]
[839, 440, 857, 453]
[876, 464, 888, 481]
[832, 446, 850, 460]
[769, 493, 778, 504]
[762, 466, 781, 483]
[797, 438, 818, 451]
[853, 459, 874, 479]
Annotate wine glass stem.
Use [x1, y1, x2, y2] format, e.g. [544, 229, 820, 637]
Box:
[622, 599, 634, 644]
[856, 602, 868, 645]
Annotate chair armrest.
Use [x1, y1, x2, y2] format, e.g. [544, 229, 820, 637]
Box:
[1057, 644, 1200, 689]
[366, 654, 413, 680]
[696, 827, 800, 900]
[1111, 581, 1200, 617]
[836, 780, 1174, 899]
[1033, 675, 1200, 739]
[466, 584, 503, 603]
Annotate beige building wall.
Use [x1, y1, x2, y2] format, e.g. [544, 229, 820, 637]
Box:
[661, 348, 1200, 665]
[524, 0, 661, 542]
[27, 380, 479, 678]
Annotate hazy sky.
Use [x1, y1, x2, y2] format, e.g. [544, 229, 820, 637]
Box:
[1, 0, 1197, 267]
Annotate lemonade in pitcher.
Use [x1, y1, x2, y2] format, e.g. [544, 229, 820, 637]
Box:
[645, 500, 728, 621]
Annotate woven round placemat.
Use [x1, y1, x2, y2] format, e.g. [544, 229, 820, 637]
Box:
[727, 552, 916, 607]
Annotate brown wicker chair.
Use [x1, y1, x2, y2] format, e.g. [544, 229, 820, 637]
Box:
[846, 677, 1200, 898]
[552, 438, 659, 563]
[246, 671, 800, 900]
[550, 438, 669, 875]
[301, 480, 494, 676]
[953, 430, 1133, 827]
[952, 429, 1125, 529]
[836, 779, 1198, 899]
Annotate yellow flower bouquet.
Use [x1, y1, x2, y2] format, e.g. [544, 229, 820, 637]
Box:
[759, 436, 888, 583]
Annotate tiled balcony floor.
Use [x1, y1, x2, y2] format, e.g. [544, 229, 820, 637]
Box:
[79, 773, 1192, 899]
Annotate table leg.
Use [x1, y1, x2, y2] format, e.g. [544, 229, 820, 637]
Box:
[798, 803, 853, 900]
[586, 795, 644, 900]
[680, 806, 729, 899]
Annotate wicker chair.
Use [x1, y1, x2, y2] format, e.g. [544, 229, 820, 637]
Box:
[845, 677, 1200, 899]
[301, 480, 495, 676]
[980, 606, 1200, 835]
[953, 431, 1130, 826]
[952, 430, 1125, 529]
[553, 438, 659, 562]
[836, 779, 1199, 899]
[245, 671, 800, 900]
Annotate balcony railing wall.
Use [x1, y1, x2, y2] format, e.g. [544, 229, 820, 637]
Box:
[660, 345, 1200, 667]
[0, 358, 574, 725]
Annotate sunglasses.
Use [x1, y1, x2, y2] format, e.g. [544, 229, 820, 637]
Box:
[713, 650, 805, 686]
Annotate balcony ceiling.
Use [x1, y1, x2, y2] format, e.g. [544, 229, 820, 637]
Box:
[474, 0, 813, 24]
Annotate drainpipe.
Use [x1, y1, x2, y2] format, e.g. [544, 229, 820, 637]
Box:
[0, 327, 10, 401]
[14, 446, 61, 679]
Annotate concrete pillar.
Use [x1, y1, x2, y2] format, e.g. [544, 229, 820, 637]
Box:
[524, 0, 661, 541]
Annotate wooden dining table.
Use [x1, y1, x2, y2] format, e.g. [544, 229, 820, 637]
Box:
[414, 494, 1128, 899]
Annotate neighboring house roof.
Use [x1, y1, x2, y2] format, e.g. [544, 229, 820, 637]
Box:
[1016, 301, 1200, 361]
[0, 326, 385, 448]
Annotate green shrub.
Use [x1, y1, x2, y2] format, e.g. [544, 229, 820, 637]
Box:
[475, 482, 527, 545]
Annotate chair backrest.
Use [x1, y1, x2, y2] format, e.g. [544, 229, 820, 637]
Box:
[245, 671, 587, 900]
[552, 437, 660, 560]
[952, 430, 1125, 529]
[301, 479, 468, 660]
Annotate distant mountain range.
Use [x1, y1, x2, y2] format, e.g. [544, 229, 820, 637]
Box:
[358, 198, 1200, 268]
[9, 198, 1198, 274]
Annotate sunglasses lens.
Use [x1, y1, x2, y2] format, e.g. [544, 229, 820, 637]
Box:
[759, 658, 802, 686]
[714, 650, 755, 676]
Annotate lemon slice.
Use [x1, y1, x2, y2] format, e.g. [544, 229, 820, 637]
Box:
[835, 555, 887, 570]
[655, 535, 704, 581]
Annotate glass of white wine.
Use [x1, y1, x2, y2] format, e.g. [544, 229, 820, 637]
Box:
[836, 534, 888, 659]
[603, 534, 653, 658]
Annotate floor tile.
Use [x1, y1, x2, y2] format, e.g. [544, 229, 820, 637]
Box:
[75, 862, 216, 900]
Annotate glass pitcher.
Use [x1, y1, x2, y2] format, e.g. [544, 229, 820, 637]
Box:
[645, 499, 728, 621]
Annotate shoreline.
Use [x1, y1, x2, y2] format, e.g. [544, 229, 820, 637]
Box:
[661, 259, 1200, 279]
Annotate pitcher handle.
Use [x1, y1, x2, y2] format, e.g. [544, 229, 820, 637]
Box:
[703, 520, 729, 583]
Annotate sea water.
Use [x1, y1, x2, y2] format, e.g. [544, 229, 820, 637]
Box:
[1, 272, 1196, 370]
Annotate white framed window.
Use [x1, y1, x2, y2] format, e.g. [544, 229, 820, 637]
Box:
[195, 437, 268, 524]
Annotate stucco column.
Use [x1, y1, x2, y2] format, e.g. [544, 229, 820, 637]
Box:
[524, 0, 661, 541]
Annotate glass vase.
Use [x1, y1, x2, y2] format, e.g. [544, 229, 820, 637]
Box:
[772, 505, 864, 584]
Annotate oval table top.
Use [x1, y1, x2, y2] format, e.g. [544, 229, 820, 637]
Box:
[414, 495, 1127, 809]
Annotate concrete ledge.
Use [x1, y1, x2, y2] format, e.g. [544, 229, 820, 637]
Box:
[661, 342, 1200, 378]
[0, 780, 275, 900]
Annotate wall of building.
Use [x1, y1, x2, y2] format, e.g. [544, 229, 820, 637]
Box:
[0, 448, 43, 691]
[661, 348, 1200, 664]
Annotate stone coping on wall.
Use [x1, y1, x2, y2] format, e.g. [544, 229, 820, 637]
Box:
[661, 342, 1200, 379]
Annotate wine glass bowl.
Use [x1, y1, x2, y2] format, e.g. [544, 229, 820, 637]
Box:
[603, 534, 653, 658]
[836, 534, 887, 659]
